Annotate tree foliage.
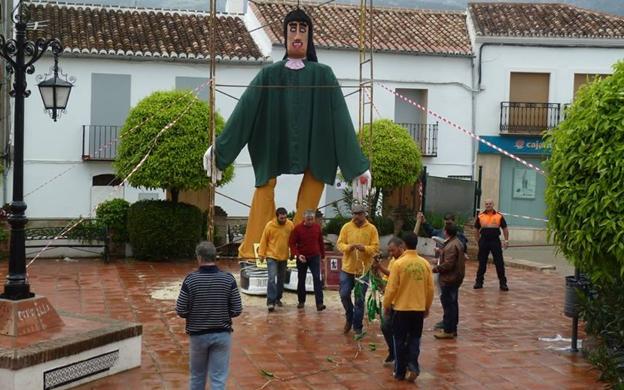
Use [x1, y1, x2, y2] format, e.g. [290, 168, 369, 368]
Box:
[544, 62, 624, 281]
[114, 90, 233, 199]
[359, 119, 423, 190]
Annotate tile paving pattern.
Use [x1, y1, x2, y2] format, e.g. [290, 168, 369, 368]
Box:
[5, 259, 603, 389]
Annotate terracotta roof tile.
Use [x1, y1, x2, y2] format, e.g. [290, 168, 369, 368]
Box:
[469, 2, 624, 39]
[25, 2, 265, 61]
[250, 0, 472, 56]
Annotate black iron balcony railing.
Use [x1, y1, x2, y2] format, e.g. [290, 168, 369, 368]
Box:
[397, 122, 438, 157]
[82, 125, 121, 161]
[500, 102, 561, 134]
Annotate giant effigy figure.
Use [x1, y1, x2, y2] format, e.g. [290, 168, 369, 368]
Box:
[204, 8, 371, 259]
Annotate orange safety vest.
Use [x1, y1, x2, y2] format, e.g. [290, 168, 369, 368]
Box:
[478, 211, 503, 229]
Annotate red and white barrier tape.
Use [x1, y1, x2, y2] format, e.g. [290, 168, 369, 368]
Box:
[24, 79, 212, 199]
[26, 89, 200, 268]
[377, 83, 546, 176]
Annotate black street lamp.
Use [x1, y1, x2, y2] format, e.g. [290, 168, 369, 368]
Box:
[0, 3, 73, 300]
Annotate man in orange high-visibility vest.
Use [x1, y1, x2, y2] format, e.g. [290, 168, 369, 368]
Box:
[474, 199, 509, 291]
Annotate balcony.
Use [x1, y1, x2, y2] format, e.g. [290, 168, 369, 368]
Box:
[82, 125, 121, 161]
[397, 122, 438, 157]
[499, 102, 561, 134]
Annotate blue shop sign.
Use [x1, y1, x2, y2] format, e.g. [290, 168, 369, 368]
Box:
[478, 136, 551, 156]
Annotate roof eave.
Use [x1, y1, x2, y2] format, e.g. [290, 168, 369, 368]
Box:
[271, 43, 473, 58]
[475, 35, 624, 47]
[59, 48, 272, 64]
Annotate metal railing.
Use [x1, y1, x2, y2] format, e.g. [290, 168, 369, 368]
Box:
[500, 102, 561, 134]
[82, 125, 121, 161]
[397, 122, 438, 157]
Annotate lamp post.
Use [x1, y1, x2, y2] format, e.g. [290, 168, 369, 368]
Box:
[0, 2, 73, 300]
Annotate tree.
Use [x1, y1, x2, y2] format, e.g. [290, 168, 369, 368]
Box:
[359, 119, 423, 215]
[545, 62, 624, 282]
[114, 90, 233, 202]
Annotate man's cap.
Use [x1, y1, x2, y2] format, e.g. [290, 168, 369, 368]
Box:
[351, 204, 366, 214]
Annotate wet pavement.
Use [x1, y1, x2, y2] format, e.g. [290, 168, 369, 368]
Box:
[6, 258, 603, 389]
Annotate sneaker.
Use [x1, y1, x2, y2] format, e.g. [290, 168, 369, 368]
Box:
[353, 329, 366, 340]
[500, 284, 509, 291]
[267, 304, 275, 312]
[473, 283, 483, 289]
[434, 330, 456, 339]
[316, 304, 326, 312]
[434, 321, 444, 330]
[297, 302, 305, 309]
[343, 321, 352, 334]
[383, 355, 395, 367]
[405, 369, 420, 382]
[276, 300, 283, 307]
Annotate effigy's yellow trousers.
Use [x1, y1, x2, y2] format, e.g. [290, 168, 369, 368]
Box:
[237, 170, 324, 259]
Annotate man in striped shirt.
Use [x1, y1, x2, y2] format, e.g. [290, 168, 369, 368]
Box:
[176, 241, 242, 390]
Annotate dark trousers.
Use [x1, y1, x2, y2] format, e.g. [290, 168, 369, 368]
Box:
[476, 238, 507, 285]
[381, 309, 394, 359]
[392, 311, 424, 378]
[440, 285, 459, 334]
[296, 255, 324, 306]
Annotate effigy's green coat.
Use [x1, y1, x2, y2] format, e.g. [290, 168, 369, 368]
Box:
[215, 60, 369, 187]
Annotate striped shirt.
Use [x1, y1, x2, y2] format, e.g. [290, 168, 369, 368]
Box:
[176, 264, 243, 335]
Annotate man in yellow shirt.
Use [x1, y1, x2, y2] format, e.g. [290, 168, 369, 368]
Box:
[258, 207, 294, 312]
[373, 237, 405, 367]
[337, 204, 380, 335]
[383, 232, 434, 382]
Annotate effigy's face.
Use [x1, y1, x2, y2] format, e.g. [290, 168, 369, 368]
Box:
[286, 21, 308, 59]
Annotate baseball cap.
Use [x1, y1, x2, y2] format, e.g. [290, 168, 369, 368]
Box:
[351, 204, 366, 214]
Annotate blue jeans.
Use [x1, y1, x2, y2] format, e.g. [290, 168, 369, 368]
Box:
[339, 271, 368, 331]
[392, 311, 424, 379]
[189, 332, 232, 390]
[267, 259, 286, 305]
[440, 284, 459, 334]
[296, 255, 324, 305]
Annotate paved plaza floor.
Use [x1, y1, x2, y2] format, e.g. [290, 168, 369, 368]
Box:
[6, 257, 603, 389]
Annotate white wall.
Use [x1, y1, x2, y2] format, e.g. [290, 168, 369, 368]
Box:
[475, 43, 623, 136]
[17, 56, 263, 218]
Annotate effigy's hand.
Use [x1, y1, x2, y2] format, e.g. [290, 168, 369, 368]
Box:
[352, 170, 371, 202]
[203, 145, 223, 182]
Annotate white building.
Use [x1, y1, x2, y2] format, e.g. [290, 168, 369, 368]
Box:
[7, 0, 476, 221]
[468, 2, 624, 242]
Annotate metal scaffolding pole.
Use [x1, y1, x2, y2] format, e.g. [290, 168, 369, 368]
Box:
[208, 0, 217, 241]
[358, 0, 374, 208]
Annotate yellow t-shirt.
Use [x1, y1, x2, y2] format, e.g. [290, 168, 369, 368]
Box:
[257, 219, 294, 261]
[337, 220, 380, 275]
[383, 250, 434, 312]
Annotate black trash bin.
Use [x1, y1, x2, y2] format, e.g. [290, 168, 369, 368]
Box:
[564, 275, 580, 318]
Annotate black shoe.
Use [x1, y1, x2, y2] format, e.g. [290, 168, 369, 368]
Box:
[500, 284, 509, 291]
[473, 283, 483, 289]
[316, 304, 326, 312]
[276, 300, 283, 307]
[297, 302, 304, 309]
[383, 355, 395, 367]
[267, 304, 275, 312]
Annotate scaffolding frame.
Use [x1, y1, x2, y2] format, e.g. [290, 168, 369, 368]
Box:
[206, 0, 375, 241]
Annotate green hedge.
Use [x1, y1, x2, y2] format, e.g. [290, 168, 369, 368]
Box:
[128, 200, 203, 260]
[96, 199, 130, 243]
[579, 278, 624, 386]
